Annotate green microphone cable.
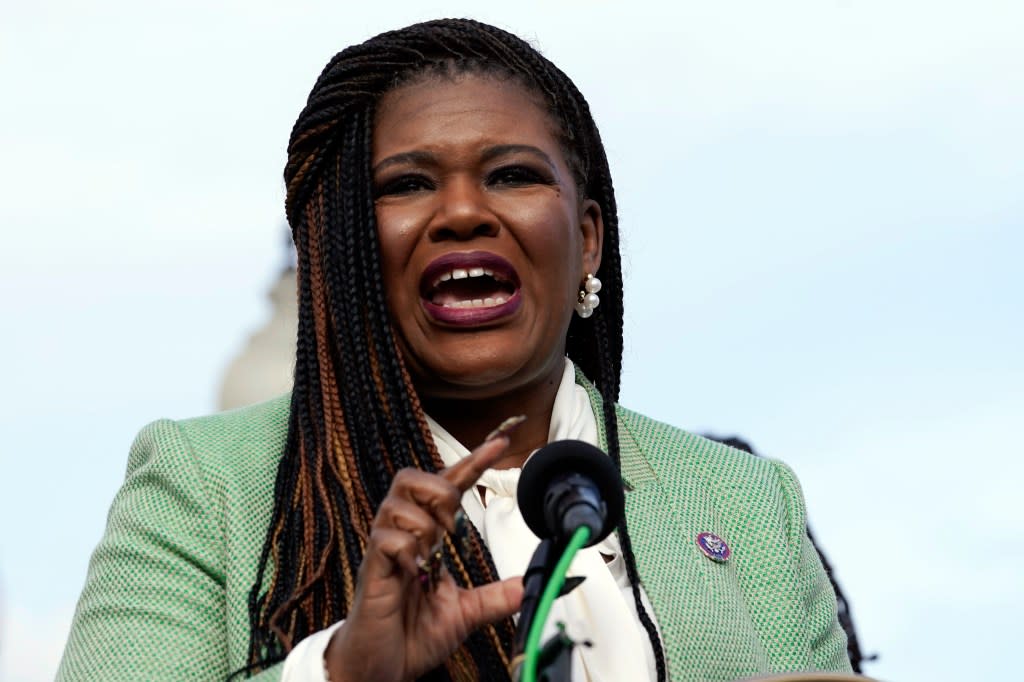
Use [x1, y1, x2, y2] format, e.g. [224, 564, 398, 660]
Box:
[520, 526, 592, 682]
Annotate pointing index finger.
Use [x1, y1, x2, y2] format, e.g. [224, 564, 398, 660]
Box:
[441, 415, 526, 491]
[442, 435, 510, 491]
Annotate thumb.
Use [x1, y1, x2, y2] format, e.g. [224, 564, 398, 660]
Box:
[458, 576, 524, 632]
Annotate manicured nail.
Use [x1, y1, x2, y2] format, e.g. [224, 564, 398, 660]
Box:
[415, 555, 431, 592]
[485, 414, 527, 442]
[416, 547, 444, 593]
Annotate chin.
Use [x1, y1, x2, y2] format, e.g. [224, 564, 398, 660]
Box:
[417, 362, 527, 398]
[408, 345, 562, 401]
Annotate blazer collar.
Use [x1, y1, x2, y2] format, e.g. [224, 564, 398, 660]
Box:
[574, 365, 659, 491]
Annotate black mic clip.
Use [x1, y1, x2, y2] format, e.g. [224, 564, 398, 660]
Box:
[533, 622, 591, 682]
[542, 471, 608, 541]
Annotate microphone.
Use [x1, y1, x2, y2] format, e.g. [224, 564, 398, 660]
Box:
[517, 440, 625, 545]
[512, 440, 626, 677]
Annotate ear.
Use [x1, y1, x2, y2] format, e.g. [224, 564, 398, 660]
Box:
[579, 198, 603, 276]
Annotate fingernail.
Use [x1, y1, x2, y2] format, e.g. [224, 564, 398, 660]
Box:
[485, 414, 527, 442]
[416, 549, 444, 593]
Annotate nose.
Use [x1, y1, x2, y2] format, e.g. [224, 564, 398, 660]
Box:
[427, 176, 499, 242]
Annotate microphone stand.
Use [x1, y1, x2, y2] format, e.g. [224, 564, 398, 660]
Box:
[515, 538, 558, 656]
[513, 529, 592, 682]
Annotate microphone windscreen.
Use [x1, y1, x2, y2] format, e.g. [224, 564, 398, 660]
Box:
[517, 440, 625, 542]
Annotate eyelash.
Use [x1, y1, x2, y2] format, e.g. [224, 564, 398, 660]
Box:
[374, 174, 434, 197]
[374, 165, 553, 198]
[487, 165, 551, 186]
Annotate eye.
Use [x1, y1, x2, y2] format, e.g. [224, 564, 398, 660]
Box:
[374, 173, 434, 198]
[487, 165, 552, 187]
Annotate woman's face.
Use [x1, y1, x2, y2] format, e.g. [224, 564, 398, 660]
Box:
[372, 74, 603, 401]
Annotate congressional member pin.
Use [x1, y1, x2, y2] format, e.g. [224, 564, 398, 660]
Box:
[696, 532, 731, 563]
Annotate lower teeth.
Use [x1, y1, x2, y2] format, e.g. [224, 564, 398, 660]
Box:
[442, 296, 508, 309]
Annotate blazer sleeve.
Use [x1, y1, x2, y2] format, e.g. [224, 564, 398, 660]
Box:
[771, 460, 853, 673]
[56, 418, 282, 681]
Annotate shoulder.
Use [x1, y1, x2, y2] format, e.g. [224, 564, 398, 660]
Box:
[127, 393, 292, 503]
[58, 396, 292, 681]
[614, 405, 805, 533]
[173, 393, 292, 464]
[177, 393, 292, 494]
[614, 404, 775, 479]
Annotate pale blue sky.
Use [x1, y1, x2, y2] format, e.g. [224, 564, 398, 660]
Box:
[2, 2, 1021, 680]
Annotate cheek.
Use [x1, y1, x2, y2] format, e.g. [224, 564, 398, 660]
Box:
[495, 197, 581, 262]
[375, 205, 422, 290]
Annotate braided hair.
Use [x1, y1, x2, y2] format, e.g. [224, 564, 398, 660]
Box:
[244, 19, 666, 681]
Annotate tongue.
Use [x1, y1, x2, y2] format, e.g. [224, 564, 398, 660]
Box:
[430, 278, 513, 305]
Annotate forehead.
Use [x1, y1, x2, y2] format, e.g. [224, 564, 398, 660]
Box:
[372, 74, 564, 161]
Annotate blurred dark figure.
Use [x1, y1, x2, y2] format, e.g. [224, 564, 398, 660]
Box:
[703, 434, 876, 673]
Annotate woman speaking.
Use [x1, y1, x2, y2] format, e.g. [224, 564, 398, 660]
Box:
[57, 18, 853, 682]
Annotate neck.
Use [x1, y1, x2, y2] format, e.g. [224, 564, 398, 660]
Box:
[422, 366, 565, 470]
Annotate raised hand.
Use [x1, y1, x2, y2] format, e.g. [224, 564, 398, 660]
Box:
[325, 431, 523, 682]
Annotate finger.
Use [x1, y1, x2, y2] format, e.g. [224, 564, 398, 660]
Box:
[376, 496, 443, 558]
[390, 468, 462, 530]
[442, 435, 511, 492]
[457, 577, 525, 633]
[363, 527, 422, 580]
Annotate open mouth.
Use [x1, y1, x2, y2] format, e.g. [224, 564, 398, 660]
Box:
[426, 266, 517, 308]
[419, 252, 522, 322]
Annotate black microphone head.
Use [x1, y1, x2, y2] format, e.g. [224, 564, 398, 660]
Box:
[517, 440, 625, 544]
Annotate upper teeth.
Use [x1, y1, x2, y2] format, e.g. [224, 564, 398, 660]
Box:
[435, 266, 496, 287]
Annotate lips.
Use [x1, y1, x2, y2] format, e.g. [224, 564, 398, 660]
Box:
[419, 251, 522, 325]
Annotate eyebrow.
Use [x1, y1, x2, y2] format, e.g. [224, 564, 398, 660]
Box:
[372, 144, 557, 175]
[480, 144, 557, 169]
[372, 150, 437, 175]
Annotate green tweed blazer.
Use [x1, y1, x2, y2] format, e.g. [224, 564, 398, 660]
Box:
[58, 384, 851, 681]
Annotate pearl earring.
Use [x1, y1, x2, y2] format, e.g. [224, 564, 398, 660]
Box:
[574, 273, 602, 319]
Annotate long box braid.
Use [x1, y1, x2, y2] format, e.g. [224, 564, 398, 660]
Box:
[244, 19, 667, 682]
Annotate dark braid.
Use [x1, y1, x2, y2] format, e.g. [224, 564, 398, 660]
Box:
[245, 18, 665, 681]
